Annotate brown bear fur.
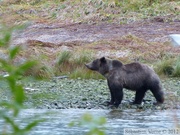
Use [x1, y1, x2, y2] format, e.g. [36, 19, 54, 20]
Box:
[85, 57, 164, 107]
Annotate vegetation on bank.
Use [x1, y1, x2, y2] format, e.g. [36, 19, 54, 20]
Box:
[0, 0, 179, 25]
[155, 56, 180, 77]
[0, 33, 177, 80]
[0, 0, 179, 79]
[22, 37, 180, 79]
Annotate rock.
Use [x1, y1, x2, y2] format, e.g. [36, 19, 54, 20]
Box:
[82, 98, 87, 101]
[131, 105, 138, 109]
[17, 77, 180, 110]
[169, 34, 180, 47]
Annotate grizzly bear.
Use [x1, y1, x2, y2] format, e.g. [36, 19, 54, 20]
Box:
[85, 57, 164, 108]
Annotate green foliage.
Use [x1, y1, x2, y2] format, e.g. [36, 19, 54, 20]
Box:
[173, 57, 180, 77]
[57, 51, 72, 65]
[26, 62, 54, 79]
[1, 0, 179, 26]
[155, 56, 180, 77]
[54, 50, 104, 79]
[70, 67, 104, 79]
[72, 51, 94, 65]
[155, 58, 174, 76]
[0, 26, 43, 134]
[69, 113, 107, 135]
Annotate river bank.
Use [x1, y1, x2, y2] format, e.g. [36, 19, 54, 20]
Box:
[9, 77, 179, 110]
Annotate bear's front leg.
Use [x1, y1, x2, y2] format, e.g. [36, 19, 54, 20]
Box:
[106, 87, 115, 106]
[108, 80, 123, 108]
[113, 89, 123, 108]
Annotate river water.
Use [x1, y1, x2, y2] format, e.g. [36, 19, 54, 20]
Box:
[0, 109, 180, 135]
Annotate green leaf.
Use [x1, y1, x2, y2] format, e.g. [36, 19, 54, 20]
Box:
[6, 75, 16, 91]
[97, 117, 106, 125]
[68, 121, 75, 127]
[3, 116, 20, 131]
[0, 58, 12, 72]
[0, 102, 21, 116]
[24, 119, 45, 131]
[14, 84, 25, 105]
[0, 31, 11, 47]
[0, 40, 5, 46]
[14, 61, 36, 76]
[82, 113, 93, 122]
[4, 32, 11, 45]
[0, 102, 15, 109]
[9, 46, 21, 60]
[0, 25, 45, 135]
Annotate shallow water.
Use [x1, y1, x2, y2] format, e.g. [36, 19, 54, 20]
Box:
[0, 109, 179, 135]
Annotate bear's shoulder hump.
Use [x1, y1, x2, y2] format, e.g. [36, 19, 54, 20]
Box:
[112, 60, 123, 68]
[123, 62, 144, 72]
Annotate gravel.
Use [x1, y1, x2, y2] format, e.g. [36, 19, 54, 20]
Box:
[0, 78, 179, 110]
[23, 78, 180, 110]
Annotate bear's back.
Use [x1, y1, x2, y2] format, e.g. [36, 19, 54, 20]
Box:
[123, 62, 152, 74]
[118, 62, 158, 90]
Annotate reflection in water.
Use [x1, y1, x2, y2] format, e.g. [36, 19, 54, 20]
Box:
[0, 109, 179, 135]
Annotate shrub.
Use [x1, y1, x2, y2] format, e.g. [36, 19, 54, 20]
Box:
[155, 56, 180, 77]
[57, 51, 72, 65]
[173, 57, 180, 77]
[155, 58, 175, 76]
[70, 67, 104, 79]
[54, 50, 104, 79]
[0, 25, 43, 135]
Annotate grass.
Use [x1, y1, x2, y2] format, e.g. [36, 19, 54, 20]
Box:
[0, 0, 179, 25]
[22, 48, 103, 79]
[155, 58, 175, 76]
[70, 67, 104, 79]
[0, 0, 180, 79]
[24, 54, 54, 79]
[23, 44, 180, 80]
[13, 33, 179, 79]
[57, 51, 72, 66]
[54, 50, 104, 79]
[155, 56, 180, 77]
[173, 57, 180, 77]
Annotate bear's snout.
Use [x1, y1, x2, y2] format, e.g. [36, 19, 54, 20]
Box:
[85, 62, 95, 70]
[85, 63, 91, 69]
[85, 64, 89, 68]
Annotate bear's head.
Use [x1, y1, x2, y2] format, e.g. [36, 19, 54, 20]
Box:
[85, 57, 114, 77]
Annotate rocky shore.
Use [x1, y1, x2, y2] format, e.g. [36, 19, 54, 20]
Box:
[18, 77, 180, 110]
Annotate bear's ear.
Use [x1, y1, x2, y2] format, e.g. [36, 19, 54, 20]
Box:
[100, 57, 106, 63]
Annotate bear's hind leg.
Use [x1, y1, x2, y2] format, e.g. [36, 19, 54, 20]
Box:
[150, 87, 164, 105]
[133, 89, 147, 104]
